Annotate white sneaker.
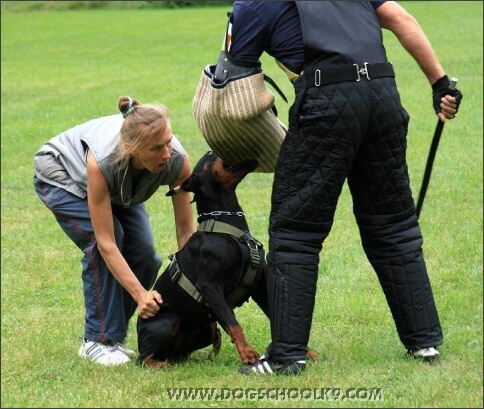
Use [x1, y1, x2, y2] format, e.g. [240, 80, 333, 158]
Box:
[113, 343, 137, 358]
[407, 346, 440, 362]
[79, 339, 131, 366]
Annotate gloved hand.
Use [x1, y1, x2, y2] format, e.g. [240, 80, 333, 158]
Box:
[432, 75, 463, 116]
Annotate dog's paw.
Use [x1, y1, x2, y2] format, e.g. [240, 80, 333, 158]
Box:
[246, 356, 260, 365]
[241, 348, 260, 365]
[141, 356, 174, 370]
[307, 347, 320, 361]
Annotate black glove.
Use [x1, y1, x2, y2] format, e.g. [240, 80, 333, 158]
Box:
[432, 75, 463, 115]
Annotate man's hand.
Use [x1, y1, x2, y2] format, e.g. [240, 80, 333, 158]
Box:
[432, 75, 463, 122]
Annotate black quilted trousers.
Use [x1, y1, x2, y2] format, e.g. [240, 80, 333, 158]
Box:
[267, 76, 443, 362]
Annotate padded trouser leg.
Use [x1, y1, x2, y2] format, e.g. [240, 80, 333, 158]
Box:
[357, 211, 443, 348]
[268, 263, 318, 362]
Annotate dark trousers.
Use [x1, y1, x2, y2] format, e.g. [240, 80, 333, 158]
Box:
[267, 77, 443, 362]
[34, 177, 161, 343]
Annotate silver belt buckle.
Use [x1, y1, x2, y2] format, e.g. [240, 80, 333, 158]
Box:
[354, 62, 371, 81]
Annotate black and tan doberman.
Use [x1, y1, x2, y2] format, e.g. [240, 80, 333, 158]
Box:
[137, 151, 318, 369]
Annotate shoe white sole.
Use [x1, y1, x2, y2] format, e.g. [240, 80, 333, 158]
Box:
[408, 347, 440, 362]
[79, 341, 131, 366]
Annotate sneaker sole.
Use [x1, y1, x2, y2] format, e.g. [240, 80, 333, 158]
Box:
[412, 355, 440, 363]
[239, 359, 306, 376]
[407, 352, 440, 363]
[79, 345, 131, 366]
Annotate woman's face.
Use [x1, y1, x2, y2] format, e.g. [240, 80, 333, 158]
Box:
[131, 123, 173, 173]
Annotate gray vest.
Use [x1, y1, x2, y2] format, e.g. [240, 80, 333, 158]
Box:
[34, 114, 186, 207]
[296, 1, 388, 69]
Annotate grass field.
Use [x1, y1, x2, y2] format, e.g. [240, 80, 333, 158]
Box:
[1, 2, 483, 408]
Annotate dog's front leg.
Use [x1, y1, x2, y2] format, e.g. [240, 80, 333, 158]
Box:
[198, 284, 260, 364]
[225, 324, 260, 365]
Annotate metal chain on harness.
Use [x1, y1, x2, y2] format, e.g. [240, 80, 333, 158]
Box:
[198, 211, 245, 217]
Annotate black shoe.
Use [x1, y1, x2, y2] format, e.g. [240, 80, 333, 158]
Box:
[407, 346, 440, 363]
[239, 358, 306, 375]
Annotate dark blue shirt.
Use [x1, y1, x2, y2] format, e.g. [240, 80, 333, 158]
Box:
[229, 1, 386, 75]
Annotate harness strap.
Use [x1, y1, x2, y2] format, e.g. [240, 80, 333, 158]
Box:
[170, 220, 263, 307]
[225, 244, 260, 307]
[168, 254, 205, 304]
[198, 219, 246, 236]
[199, 220, 263, 306]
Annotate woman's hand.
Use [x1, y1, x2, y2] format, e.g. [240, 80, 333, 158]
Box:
[137, 290, 163, 319]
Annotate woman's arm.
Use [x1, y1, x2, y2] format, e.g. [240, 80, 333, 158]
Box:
[169, 155, 195, 250]
[86, 151, 161, 316]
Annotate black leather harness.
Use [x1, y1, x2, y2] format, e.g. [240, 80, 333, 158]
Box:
[167, 220, 265, 308]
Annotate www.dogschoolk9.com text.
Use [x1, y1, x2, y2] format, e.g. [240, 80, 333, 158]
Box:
[166, 387, 384, 402]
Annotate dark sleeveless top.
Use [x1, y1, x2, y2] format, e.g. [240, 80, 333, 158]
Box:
[229, 1, 387, 77]
[295, 1, 388, 69]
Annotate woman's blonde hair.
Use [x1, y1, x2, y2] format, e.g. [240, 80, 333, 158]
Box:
[113, 96, 171, 171]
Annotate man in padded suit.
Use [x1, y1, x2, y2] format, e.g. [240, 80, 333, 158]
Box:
[216, 1, 463, 375]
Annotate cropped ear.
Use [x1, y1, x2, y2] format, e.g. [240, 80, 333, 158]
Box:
[165, 174, 200, 197]
[179, 174, 199, 194]
[165, 186, 181, 196]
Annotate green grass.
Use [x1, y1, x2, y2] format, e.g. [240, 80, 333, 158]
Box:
[1, 2, 483, 408]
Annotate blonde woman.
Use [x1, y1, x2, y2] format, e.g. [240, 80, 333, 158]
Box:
[34, 96, 194, 366]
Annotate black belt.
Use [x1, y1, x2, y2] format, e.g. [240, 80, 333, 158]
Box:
[304, 62, 394, 88]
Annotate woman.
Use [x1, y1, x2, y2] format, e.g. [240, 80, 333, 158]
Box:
[34, 96, 194, 366]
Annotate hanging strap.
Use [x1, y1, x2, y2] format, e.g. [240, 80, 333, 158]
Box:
[212, 12, 287, 104]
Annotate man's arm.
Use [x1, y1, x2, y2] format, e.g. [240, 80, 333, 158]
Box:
[376, 1, 462, 120]
[375, 1, 445, 85]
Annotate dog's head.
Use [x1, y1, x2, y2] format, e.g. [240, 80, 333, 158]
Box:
[166, 151, 257, 211]
[166, 151, 257, 198]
